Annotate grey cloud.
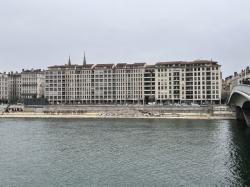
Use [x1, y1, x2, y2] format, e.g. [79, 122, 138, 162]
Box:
[0, 0, 250, 77]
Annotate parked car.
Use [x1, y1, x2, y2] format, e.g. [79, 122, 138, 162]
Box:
[191, 103, 200, 107]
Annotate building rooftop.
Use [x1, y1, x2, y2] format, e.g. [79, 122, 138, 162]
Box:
[21, 69, 44, 73]
[48, 64, 81, 68]
[93, 64, 115, 68]
[145, 65, 155, 68]
[125, 63, 146, 68]
[46, 59, 220, 71]
[115, 63, 146, 69]
[156, 60, 219, 66]
[82, 64, 94, 68]
[48, 64, 94, 70]
[115, 63, 127, 68]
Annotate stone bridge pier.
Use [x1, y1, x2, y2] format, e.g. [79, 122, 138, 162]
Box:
[228, 85, 250, 127]
[242, 101, 250, 126]
[235, 106, 250, 126]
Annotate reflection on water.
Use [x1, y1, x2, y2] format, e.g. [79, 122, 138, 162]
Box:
[226, 121, 250, 186]
[0, 118, 250, 186]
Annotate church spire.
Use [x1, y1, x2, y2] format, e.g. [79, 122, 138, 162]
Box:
[83, 52, 87, 66]
[68, 55, 71, 66]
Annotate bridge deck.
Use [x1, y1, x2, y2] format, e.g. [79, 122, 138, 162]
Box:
[228, 85, 250, 126]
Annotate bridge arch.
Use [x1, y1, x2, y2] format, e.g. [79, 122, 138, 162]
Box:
[228, 85, 250, 127]
[242, 101, 250, 110]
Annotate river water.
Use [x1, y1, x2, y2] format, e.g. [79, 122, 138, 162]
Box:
[0, 118, 250, 186]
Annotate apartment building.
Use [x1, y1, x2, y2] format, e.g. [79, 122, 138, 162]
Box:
[225, 66, 250, 91]
[43, 59, 222, 105]
[1, 60, 222, 105]
[45, 62, 146, 104]
[0, 73, 8, 103]
[155, 62, 185, 103]
[8, 72, 21, 102]
[92, 64, 115, 104]
[144, 65, 156, 104]
[21, 69, 45, 99]
[65, 64, 93, 104]
[155, 60, 221, 104]
[45, 65, 66, 104]
[76, 64, 93, 104]
[45, 63, 94, 104]
[115, 63, 145, 104]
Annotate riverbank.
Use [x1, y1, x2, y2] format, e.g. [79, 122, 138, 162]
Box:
[0, 112, 235, 120]
[0, 104, 236, 120]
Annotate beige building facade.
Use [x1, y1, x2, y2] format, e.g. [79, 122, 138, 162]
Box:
[155, 61, 221, 104]
[91, 64, 115, 104]
[115, 63, 145, 104]
[0, 73, 8, 103]
[45, 64, 94, 104]
[44, 60, 221, 105]
[21, 69, 45, 99]
[1, 60, 222, 105]
[8, 72, 21, 102]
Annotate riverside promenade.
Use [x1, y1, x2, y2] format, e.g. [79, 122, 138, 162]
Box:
[0, 104, 235, 120]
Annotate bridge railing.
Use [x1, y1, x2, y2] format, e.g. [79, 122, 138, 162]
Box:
[232, 85, 250, 95]
[228, 85, 250, 104]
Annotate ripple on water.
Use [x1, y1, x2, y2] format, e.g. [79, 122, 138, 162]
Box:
[0, 118, 250, 186]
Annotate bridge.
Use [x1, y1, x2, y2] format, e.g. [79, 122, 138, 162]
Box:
[228, 85, 250, 126]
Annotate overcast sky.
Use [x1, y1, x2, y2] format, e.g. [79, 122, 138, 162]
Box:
[0, 0, 250, 77]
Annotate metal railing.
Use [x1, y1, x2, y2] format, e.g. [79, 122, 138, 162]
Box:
[232, 85, 250, 95]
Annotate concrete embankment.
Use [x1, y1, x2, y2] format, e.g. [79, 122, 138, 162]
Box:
[0, 105, 236, 120]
